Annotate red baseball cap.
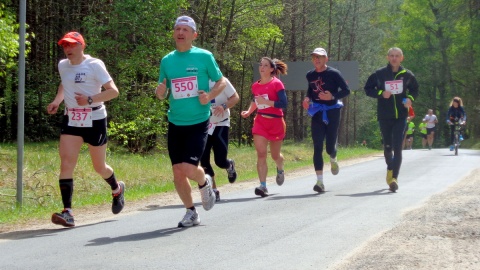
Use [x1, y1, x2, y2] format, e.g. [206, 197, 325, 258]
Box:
[58, 32, 85, 48]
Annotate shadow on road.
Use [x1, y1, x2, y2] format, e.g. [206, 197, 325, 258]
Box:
[139, 196, 262, 211]
[335, 189, 393, 197]
[85, 226, 185, 246]
[0, 220, 115, 241]
[266, 193, 324, 200]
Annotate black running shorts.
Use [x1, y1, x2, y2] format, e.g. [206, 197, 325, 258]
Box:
[60, 115, 108, 146]
[167, 120, 209, 166]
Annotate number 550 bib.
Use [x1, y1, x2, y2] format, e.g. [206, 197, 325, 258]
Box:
[172, 76, 199, 99]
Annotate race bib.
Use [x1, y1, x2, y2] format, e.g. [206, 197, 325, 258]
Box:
[210, 106, 226, 124]
[255, 94, 271, 109]
[67, 108, 92, 127]
[385, 80, 403, 94]
[207, 121, 216, 135]
[171, 76, 199, 99]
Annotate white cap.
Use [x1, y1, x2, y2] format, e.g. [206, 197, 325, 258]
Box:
[311, 48, 328, 57]
[174, 16, 196, 32]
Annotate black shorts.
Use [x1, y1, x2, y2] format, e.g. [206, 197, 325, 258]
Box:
[60, 115, 108, 146]
[427, 127, 436, 135]
[168, 120, 209, 166]
[406, 134, 414, 139]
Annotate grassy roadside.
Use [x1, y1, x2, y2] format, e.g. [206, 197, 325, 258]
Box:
[0, 141, 379, 227]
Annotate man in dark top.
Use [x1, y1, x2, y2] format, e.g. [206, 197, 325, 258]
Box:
[364, 47, 419, 192]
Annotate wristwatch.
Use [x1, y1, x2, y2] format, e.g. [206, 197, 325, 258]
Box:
[222, 103, 227, 110]
[87, 96, 93, 105]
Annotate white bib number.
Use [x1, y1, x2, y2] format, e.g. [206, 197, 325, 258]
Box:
[207, 121, 216, 135]
[385, 80, 403, 94]
[171, 76, 199, 99]
[255, 94, 271, 109]
[68, 108, 92, 127]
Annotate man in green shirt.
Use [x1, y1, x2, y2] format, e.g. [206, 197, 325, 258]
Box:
[155, 15, 226, 227]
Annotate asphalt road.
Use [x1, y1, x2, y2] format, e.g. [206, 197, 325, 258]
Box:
[1, 148, 479, 270]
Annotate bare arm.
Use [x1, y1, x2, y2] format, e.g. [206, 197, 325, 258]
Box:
[74, 80, 119, 106]
[46, 84, 65, 114]
[241, 101, 257, 118]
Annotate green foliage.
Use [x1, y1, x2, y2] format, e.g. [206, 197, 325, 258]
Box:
[108, 95, 168, 153]
[357, 117, 383, 149]
[0, 0, 478, 147]
[0, 3, 19, 75]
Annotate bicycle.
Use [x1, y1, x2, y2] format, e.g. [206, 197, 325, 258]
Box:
[449, 117, 465, 156]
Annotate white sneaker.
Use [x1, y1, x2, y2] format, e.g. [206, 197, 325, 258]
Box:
[199, 174, 216, 211]
[178, 209, 200, 227]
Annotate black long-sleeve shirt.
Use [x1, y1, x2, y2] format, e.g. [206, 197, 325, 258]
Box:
[306, 66, 351, 106]
[364, 64, 419, 120]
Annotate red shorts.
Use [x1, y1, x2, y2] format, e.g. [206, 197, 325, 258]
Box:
[252, 114, 286, 141]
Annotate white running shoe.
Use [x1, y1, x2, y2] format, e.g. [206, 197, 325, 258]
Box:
[178, 209, 201, 227]
[200, 174, 216, 211]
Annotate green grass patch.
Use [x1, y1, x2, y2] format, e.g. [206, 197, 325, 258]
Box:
[0, 141, 379, 227]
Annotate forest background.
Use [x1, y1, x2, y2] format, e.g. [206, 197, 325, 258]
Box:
[0, 0, 479, 152]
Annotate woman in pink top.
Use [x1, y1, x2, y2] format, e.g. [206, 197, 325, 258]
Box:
[241, 57, 288, 197]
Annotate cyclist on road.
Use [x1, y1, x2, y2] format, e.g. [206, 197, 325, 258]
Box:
[446, 97, 466, 151]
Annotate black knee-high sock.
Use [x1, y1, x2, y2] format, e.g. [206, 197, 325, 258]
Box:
[59, 179, 73, 209]
[104, 172, 118, 190]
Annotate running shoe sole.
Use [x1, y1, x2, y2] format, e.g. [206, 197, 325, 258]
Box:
[178, 220, 201, 227]
[177, 211, 201, 227]
[254, 187, 269, 197]
[389, 182, 398, 192]
[51, 213, 75, 227]
[313, 184, 325, 193]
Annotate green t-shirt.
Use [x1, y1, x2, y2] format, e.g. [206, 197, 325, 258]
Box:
[159, 46, 223, 125]
[406, 121, 415, 135]
[419, 122, 427, 134]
